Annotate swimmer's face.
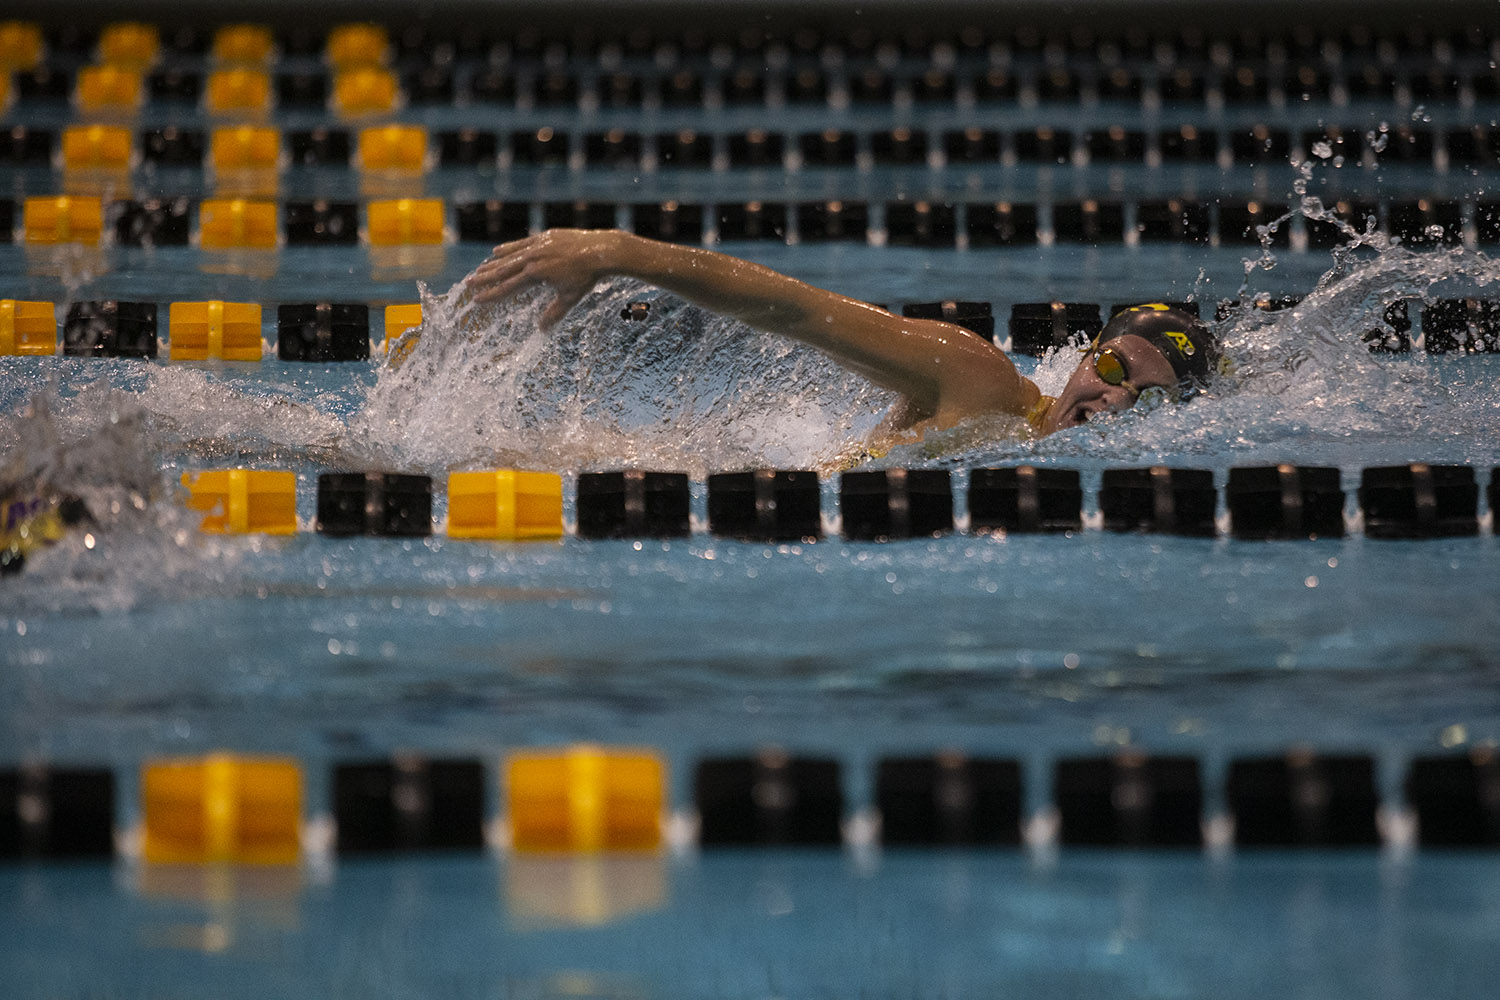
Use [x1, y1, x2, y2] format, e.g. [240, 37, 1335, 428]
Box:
[1039, 334, 1179, 434]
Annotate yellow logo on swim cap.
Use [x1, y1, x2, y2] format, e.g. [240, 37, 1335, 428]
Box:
[1162, 328, 1195, 355]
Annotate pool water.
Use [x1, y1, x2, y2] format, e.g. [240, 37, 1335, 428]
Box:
[4, 7, 1500, 998]
[4, 851, 1500, 999]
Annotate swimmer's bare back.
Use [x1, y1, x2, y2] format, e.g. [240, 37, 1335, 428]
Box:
[465, 229, 1043, 434]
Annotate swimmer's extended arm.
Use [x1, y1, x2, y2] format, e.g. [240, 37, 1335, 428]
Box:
[468, 229, 1040, 425]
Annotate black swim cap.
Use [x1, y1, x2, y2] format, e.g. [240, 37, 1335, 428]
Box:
[1097, 304, 1219, 396]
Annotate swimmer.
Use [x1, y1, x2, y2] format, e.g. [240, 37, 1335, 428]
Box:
[466, 229, 1219, 439]
[0, 487, 91, 575]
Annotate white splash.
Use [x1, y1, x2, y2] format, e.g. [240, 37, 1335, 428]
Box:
[352, 275, 896, 475]
[0, 386, 249, 612]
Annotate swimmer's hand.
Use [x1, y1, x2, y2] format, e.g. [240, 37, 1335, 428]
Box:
[469, 230, 621, 331]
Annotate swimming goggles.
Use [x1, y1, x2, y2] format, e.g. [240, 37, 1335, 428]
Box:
[1086, 341, 1179, 405]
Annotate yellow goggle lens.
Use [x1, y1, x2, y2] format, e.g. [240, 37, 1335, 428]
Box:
[1094, 348, 1127, 386]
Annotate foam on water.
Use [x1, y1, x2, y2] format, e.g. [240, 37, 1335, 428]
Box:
[352, 278, 896, 475]
[2, 362, 353, 467]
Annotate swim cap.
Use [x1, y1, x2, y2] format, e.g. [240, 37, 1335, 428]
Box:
[1097, 304, 1219, 396]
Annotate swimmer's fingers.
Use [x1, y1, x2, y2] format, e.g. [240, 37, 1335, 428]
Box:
[487, 235, 537, 260]
[468, 263, 539, 303]
[483, 229, 588, 267]
[469, 256, 525, 292]
[477, 245, 526, 273]
[469, 246, 551, 298]
[470, 230, 608, 329]
[470, 238, 572, 291]
[468, 264, 592, 332]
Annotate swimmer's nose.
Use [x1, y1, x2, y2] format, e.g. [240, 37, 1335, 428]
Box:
[1074, 387, 1135, 424]
[1099, 386, 1138, 413]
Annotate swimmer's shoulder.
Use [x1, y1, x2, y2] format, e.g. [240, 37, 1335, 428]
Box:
[933, 356, 1045, 430]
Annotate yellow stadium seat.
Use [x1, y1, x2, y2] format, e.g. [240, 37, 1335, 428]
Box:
[367, 199, 444, 246]
[75, 65, 143, 112]
[209, 126, 281, 172]
[98, 22, 159, 66]
[212, 24, 274, 64]
[168, 301, 265, 362]
[332, 67, 398, 116]
[181, 468, 295, 533]
[448, 470, 564, 540]
[0, 21, 44, 71]
[199, 198, 278, 249]
[358, 125, 427, 172]
[383, 303, 422, 342]
[507, 746, 665, 852]
[23, 196, 103, 245]
[204, 68, 271, 115]
[382, 302, 424, 361]
[142, 753, 302, 865]
[0, 300, 56, 355]
[61, 124, 133, 170]
[326, 23, 389, 67]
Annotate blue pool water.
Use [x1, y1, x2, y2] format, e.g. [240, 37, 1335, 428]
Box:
[4, 851, 1500, 999]
[6, 280, 1500, 999]
[5, 7, 1500, 997]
